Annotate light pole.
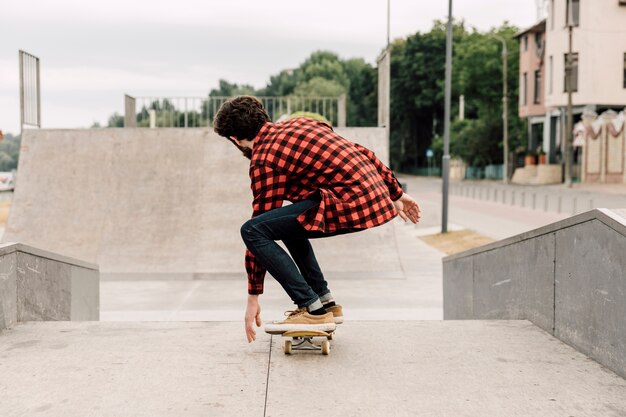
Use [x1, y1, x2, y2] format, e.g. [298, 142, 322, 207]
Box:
[564, 4, 575, 186]
[441, 0, 453, 234]
[387, 0, 391, 48]
[492, 35, 509, 183]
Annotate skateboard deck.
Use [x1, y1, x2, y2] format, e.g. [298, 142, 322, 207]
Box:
[281, 329, 333, 355]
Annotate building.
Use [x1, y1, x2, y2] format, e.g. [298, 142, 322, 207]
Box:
[516, 0, 626, 180]
[515, 20, 547, 158]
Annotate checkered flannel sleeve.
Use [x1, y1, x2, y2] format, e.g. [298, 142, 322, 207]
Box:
[354, 143, 404, 201]
[245, 163, 288, 295]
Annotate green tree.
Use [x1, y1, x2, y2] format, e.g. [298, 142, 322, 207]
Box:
[293, 77, 345, 97]
[342, 58, 377, 127]
[389, 22, 458, 171]
[107, 113, 124, 127]
[209, 79, 256, 97]
[388, 21, 524, 171]
[449, 24, 525, 167]
[0, 133, 21, 171]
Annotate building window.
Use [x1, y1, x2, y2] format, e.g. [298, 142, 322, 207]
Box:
[566, 0, 580, 27]
[549, 55, 553, 94]
[534, 70, 542, 104]
[623, 53, 626, 88]
[522, 72, 528, 105]
[564, 53, 579, 92]
[535, 32, 543, 50]
[550, 0, 555, 29]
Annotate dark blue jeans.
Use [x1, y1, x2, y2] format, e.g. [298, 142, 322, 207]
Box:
[240, 198, 360, 309]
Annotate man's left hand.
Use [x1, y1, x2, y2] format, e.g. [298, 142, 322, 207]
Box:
[393, 193, 421, 224]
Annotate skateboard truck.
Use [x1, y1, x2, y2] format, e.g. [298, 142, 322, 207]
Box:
[281, 330, 333, 355]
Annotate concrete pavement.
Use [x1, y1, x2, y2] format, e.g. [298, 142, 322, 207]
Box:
[2, 321, 626, 417]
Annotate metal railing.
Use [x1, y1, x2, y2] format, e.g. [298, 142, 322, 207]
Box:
[449, 181, 626, 216]
[19, 50, 41, 132]
[123, 95, 347, 128]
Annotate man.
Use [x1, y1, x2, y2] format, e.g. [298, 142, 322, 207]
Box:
[213, 96, 421, 343]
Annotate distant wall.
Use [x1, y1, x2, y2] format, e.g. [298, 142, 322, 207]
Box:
[0, 243, 99, 332]
[443, 208, 626, 378]
[4, 127, 402, 279]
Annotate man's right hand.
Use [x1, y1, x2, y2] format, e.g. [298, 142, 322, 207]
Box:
[245, 295, 262, 343]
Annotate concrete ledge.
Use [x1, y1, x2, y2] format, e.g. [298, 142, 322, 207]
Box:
[0, 243, 99, 332]
[443, 208, 626, 379]
[0, 242, 98, 270]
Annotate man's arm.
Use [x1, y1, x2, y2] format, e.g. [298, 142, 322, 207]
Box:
[245, 163, 288, 295]
[354, 143, 403, 201]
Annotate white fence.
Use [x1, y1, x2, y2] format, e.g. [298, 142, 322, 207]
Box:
[124, 95, 347, 128]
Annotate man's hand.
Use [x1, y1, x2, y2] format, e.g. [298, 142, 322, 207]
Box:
[245, 295, 262, 343]
[393, 193, 421, 224]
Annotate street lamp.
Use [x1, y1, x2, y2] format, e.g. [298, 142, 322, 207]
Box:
[564, 1, 575, 186]
[441, 0, 453, 234]
[492, 35, 509, 184]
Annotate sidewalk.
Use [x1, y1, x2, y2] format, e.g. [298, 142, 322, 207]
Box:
[398, 175, 571, 240]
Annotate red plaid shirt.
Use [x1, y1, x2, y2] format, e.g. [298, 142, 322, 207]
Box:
[245, 118, 403, 294]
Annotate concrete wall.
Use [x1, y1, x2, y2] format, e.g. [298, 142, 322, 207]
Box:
[443, 208, 626, 379]
[0, 243, 99, 332]
[4, 127, 402, 280]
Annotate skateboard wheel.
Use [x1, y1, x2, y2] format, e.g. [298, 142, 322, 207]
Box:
[284, 340, 292, 354]
[328, 333, 334, 341]
[321, 340, 330, 355]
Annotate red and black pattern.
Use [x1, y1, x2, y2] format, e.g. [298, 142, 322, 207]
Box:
[245, 117, 403, 294]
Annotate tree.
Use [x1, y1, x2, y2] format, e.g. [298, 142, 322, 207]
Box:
[342, 58, 377, 127]
[448, 24, 525, 167]
[387, 21, 525, 171]
[293, 77, 345, 97]
[0, 133, 21, 171]
[107, 113, 124, 128]
[209, 79, 256, 97]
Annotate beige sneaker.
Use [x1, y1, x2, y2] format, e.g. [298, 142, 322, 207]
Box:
[325, 304, 344, 324]
[264, 309, 336, 335]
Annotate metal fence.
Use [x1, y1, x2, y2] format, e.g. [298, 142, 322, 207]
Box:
[124, 95, 347, 128]
[19, 50, 41, 131]
[449, 181, 626, 216]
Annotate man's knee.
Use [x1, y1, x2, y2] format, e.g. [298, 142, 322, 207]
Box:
[240, 219, 256, 243]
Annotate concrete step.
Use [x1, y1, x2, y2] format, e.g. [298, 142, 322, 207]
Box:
[1, 320, 625, 416]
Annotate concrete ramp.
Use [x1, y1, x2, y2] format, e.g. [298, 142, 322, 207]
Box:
[4, 128, 402, 279]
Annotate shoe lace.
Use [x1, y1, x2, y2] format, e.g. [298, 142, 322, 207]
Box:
[284, 309, 306, 318]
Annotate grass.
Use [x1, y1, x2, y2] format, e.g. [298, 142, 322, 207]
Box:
[0, 201, 11, 225]
[420, 229, 495, 255]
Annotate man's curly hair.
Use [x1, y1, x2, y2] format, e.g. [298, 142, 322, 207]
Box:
[213, 96, 270, 141]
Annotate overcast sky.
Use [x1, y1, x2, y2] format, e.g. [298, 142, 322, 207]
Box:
[0, 0, 538, 134]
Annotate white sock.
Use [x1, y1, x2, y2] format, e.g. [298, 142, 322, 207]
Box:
[306, 299, 323, 312]
[319, 293, 334, 304]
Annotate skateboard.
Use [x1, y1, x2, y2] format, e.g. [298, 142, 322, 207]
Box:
[281, 329, 334, 355]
